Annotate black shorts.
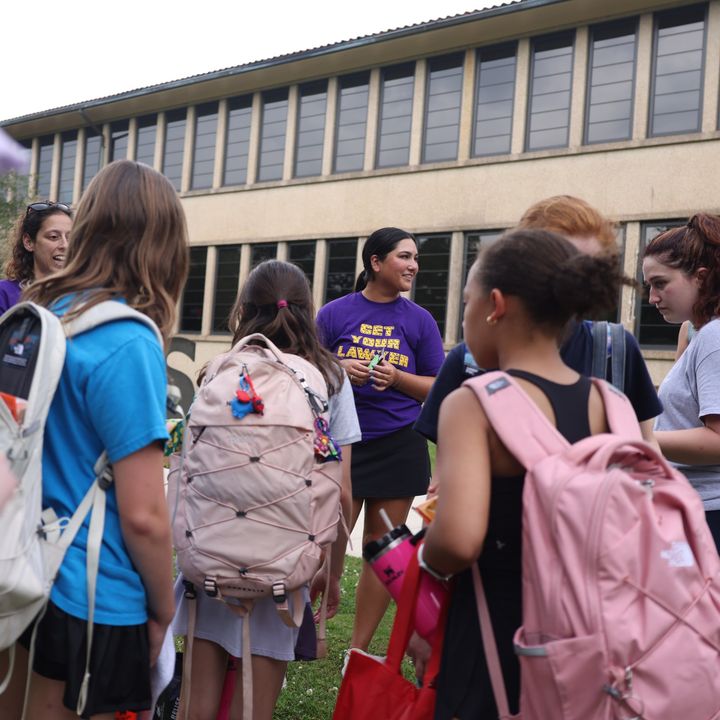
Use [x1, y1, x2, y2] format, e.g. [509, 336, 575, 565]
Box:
[19, 601, 151, 718]
[351, 423, 431, 498]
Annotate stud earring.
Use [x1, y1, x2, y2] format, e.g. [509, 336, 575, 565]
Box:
[486, 315, 497, 326]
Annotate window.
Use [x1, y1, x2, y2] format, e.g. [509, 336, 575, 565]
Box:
[109, 120, 129, 162]
[36, 135, 54, 199]
[250, 242, 277, 268]
[212, 245, 241, 334]
[377, 62, 415, 168]
[422, 54, 464, 163]
[163, 109, 187, 191]
[458, 231, 503, 338]
[334, 72, 369, 173]
[649, 4, 706, 137]
[295, 81, 327, 178]
[325, 239, 356, 303]
[473, 44, 517, 157]
[224, 95, 252, 186]
[413, 234, 451, 337]
[258, 89, 289, 182]
[191, 102, 218, 190]
[288, 241, 316, 287]
[179, 246, 208, 333]
[586, 20, 637, 144]
[57, 131, 77, 203]
[637, 221, 685, 347]
[136, 114, 157, 167]
[82, 128, 103, 192]
[527, 32, 574, 151]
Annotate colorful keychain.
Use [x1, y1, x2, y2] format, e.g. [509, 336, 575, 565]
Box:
[230, 365, 265, 419]
[313, 415, 342, 462]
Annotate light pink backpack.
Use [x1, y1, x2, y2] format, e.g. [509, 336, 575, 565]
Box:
[464, 371, 720, 720]
[168, 334, 343, 717]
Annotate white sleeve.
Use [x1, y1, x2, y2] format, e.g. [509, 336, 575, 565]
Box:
[327, 374, 362, 445]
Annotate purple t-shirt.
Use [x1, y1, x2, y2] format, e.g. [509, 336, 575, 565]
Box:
[317, 292, 445, 441]
[0, 279, 21, 315]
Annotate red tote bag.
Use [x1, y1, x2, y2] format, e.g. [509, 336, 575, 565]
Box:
[332, 544, 448, 720]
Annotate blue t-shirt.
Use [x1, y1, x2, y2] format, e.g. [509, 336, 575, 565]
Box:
[44, 299, 169, 625]
[317, 293, 445, 441]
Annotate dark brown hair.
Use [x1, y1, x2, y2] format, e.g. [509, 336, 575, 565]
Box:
[228, 259, 343, 395]
[475, 228, 630, 330]
[4, 204, 73, 283]
[643, 213, 720, 328]
[24, 160, 189, 342]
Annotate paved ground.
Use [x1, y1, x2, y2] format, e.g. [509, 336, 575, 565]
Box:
[346, 495, 427, 557]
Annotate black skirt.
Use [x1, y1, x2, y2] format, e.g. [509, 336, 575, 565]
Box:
[19, 600, 151, 718]
[351, 423, 431, 498]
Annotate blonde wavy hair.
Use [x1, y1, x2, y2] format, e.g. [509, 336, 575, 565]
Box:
[25, 160, 189, 341]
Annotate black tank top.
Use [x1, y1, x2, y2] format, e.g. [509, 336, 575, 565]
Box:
[435, 370, 592, 720]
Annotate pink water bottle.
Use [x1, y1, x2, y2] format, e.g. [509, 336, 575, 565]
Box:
[363, 521, 447, 641]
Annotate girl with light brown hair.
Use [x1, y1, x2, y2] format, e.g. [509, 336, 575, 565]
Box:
[0, 160, 189, 719]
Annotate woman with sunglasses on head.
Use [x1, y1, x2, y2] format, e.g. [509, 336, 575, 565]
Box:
[0, 161, 188, 719]
[0, 201, 72, 314]
[316, 227, 445, 662]
[643, 213, 720, 550]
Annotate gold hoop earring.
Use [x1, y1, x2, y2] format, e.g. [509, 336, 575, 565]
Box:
[486, 315, 497, 326]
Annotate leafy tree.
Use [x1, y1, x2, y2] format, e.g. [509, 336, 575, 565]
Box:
[0, 172, 32, 276]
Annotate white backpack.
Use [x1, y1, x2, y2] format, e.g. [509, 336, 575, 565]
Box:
[168, 333, 344, 718]
[0, 300, 163, 716]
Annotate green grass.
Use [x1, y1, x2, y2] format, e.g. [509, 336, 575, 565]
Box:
[274, 556, 413, 719]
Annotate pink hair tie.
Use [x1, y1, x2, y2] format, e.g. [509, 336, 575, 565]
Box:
[277, 299, 288, 309]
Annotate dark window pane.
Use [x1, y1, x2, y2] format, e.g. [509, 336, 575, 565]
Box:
[212, 245, 241, 334]
[136, 114, 157, 167]
[36, 135, 54, 199]
[474, 45, 516, 157]
[190, 102, 218, 190]
[180, 246, 207, 333]
[377, 63, 415, 168]
[637, 221, 685, 347]
[163, 109, 187, 191]
[288, 241, 316, 288]
[650, 4, 705, 137]
[109, 120, 129, 163]
[258, 90, 288, 182]
[586, 19, 637, 144]
[224, 95, 252, 186]
[250, 243, 277, 268]
[57, 131, 77, 203]
[82, 129, 103, 192]
[413, 235, 451, 336]
[527, 33, 574, 151]
[325, 239, 356, 303]
[423, 54, 463, 163]
[295, 81, 327, 178]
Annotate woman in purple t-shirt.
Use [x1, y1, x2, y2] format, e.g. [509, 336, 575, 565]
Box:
[316, 227, 445, 657]
[0, 201, 72, 314]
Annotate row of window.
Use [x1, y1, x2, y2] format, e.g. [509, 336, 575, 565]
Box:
[28, 4, 711, 201]
[179, 223, 677, 349]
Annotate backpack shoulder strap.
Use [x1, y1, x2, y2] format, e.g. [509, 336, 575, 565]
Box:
[590, 377, 642, 440]
[590, 320, 609, 381]
[463, 371, 570, 469]
[62, 301, 162, 347]
[608, 322, 627, 392]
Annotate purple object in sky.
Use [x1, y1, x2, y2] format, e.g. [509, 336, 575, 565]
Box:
[0, 128, 30, 174]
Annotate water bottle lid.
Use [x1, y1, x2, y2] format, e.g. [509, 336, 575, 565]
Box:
[362, 524, 412, 562]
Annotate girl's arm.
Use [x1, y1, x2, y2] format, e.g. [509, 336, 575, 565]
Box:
[656, 415, 720, 464]
[114, 443, 175, 649]
[422, 388, 492, 575]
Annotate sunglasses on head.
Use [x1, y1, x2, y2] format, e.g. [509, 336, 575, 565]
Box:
[25, 201, 71, 217]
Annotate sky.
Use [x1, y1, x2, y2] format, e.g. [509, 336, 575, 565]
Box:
[0, 0, 510, 122]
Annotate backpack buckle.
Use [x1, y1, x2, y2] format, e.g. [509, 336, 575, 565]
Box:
[97, 466, 114, 491]
[182, 579, 197, 599]
[204, 578, 218, 597]
[271, 582, 287, 604]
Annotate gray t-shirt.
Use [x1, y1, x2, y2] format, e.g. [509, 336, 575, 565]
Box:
[655, 318, 720, 510]
[329, 374, 362, 446]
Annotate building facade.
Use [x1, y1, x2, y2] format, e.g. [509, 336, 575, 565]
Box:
[3, 0, 719, 408]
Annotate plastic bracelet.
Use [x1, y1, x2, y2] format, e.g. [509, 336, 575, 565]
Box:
[417, 542, 453, 582]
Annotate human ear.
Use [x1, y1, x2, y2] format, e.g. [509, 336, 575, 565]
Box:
[695, 267, 708, 285]
[488, 288, 507, 322]
[370, 254, 382, 273]
[22, 234, 34, 253]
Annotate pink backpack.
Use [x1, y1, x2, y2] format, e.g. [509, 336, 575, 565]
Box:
[168, 334, 343, 717]
[464, 371, 720, 720]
